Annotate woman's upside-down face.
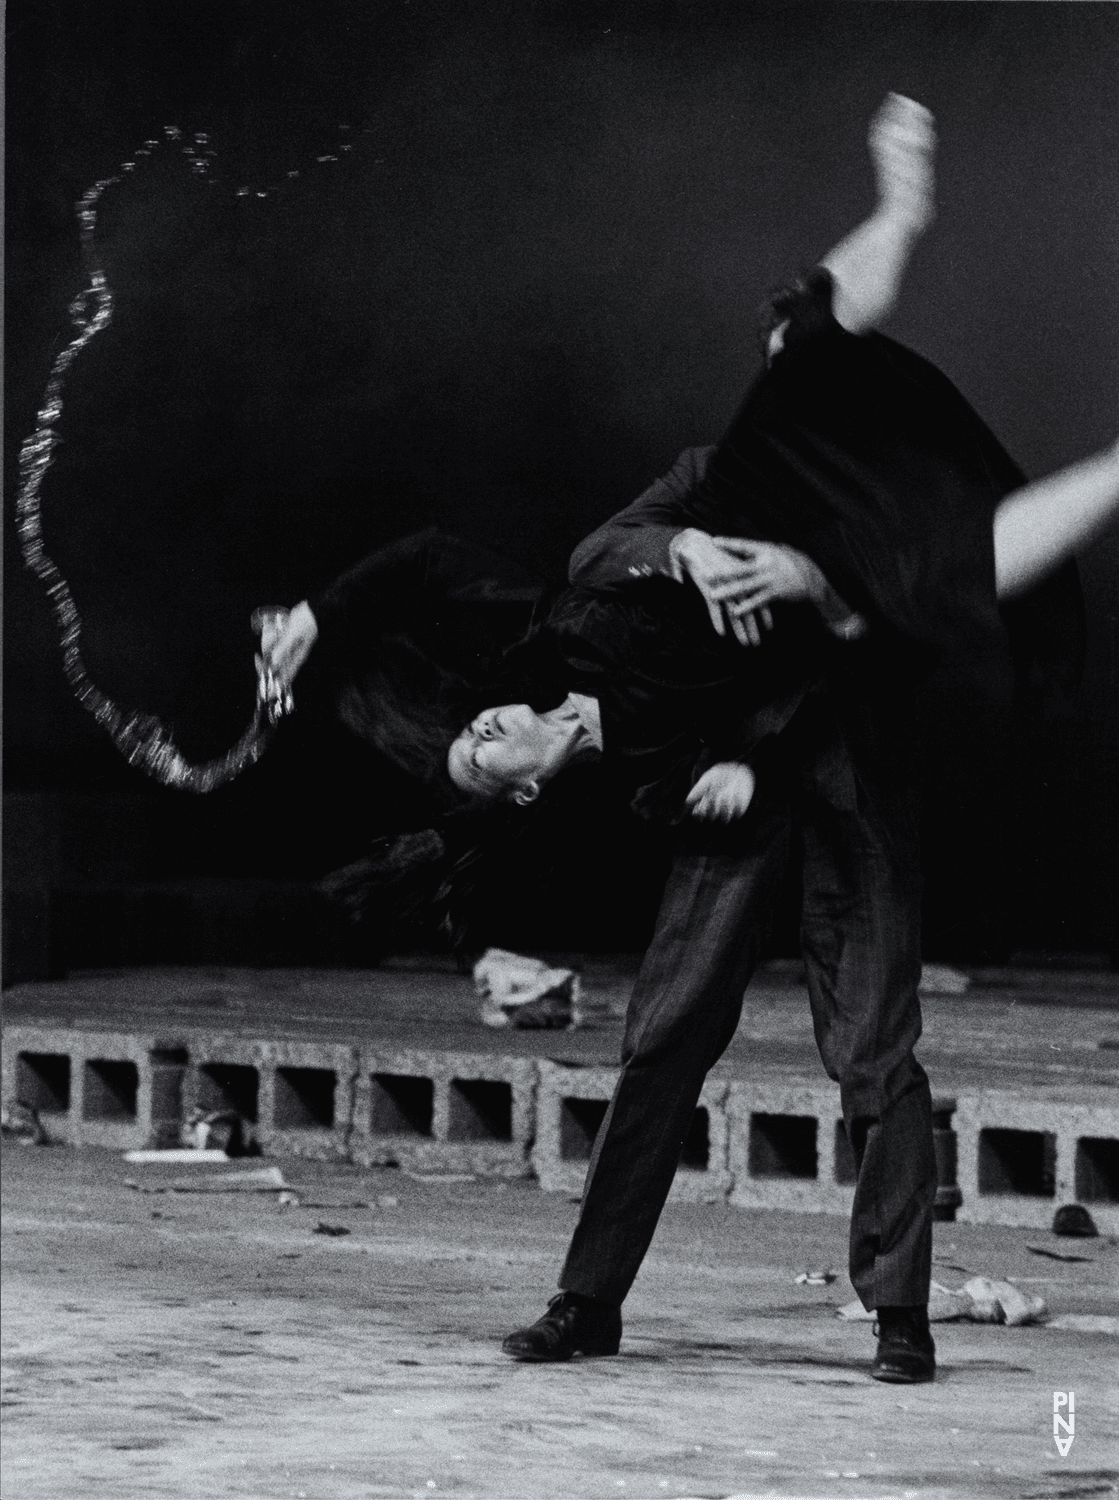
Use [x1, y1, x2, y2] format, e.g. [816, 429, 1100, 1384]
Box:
[446, 703, 554, 803]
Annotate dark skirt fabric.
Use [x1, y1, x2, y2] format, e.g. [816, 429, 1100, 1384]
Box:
[692, 270, 1083, 698]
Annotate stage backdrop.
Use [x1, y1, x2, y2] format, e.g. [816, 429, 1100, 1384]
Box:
[5, 0, 1118, 974]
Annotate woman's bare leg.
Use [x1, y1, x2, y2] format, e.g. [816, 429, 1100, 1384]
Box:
[821, 93, 937, 336]
[995, 440, 1119, 598]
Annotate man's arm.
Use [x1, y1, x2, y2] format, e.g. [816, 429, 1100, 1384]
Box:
[568, 447, 714, 590]
[568, 448, 775, 645]
[570, 449, 866, 645]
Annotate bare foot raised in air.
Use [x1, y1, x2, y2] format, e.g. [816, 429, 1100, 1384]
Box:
[820, 93, 936, 334]
[868, 91, 937, 234]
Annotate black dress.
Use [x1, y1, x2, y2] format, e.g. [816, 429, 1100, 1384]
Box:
[571, 268, 1084, 698]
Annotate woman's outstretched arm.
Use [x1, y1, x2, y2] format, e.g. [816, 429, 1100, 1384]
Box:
[994, 440, 1119, 599]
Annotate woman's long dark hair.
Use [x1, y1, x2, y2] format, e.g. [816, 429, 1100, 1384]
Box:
[334, 634, 494, 812]
[315, 606, 578, 957]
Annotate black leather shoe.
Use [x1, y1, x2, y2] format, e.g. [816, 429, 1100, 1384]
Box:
[501, 1292, 622, 1361]
[871, 1305, 936, 1384]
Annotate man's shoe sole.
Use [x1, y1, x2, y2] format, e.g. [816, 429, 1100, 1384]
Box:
[870, 1360, 936, 1384]
[501, 1337, 620, 1362]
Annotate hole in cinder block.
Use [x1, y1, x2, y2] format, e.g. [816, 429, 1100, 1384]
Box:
[560, 1097, 608, 1161]
[16, 1053, 71, 1114]
[83, 1059, 138, 1122]
[198, 1064, 260, 1124]
[448, 1079, 512, 1142]
[273, 1067, 335, 1130]
[748, 1113, 818, 1179]
[978, 1127, 1056, 1197]
[834, 1119, 857, 1184]
[1075, 1137, 1119, 1204]
[370, 1074, 433, 1137]
[679, 1108, 710, 1171]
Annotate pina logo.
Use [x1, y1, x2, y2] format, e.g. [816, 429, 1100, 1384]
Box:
[1053, 1392, 1075, 1456]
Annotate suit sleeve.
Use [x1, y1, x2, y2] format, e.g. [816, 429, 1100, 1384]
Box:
[567, 447, 715, 591]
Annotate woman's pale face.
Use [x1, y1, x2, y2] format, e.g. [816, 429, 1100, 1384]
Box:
[447, 704, 553, 801]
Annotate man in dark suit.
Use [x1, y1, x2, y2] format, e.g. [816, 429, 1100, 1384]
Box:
[498, 92, 985, 1385]
[496, 92, 1114, 1381]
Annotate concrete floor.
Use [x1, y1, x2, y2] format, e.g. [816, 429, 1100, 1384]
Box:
[2, 1141, 1116, 1500]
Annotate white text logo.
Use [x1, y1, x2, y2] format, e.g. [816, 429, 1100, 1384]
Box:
[1053, 1391, 1075, 1456]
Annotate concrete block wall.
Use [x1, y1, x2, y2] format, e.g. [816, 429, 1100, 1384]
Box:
[350, 1048, 538, 1177]
[6, 1025, 358, 1163]
[532, 1061, 731, 1203]
[954, 1088, 1119, 1234]
[4, 1020, 1117, 1231]
[3, 1025, 189, 1152]
[186, 1035, 359, 1161]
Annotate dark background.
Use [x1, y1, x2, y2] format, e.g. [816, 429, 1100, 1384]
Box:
[5, 0, 1118, 976]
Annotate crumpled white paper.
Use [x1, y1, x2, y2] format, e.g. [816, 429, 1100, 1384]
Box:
[838, 1276, 1048, 1326]
[473, 947, 582, 1029]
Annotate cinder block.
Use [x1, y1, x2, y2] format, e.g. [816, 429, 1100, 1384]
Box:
[728, 1078, 855, 1215]
[351, 1048, 537, 1177]
[532, 1060, 731, 1202]
[2, 1024, 189, 1151]
[954, 1089, 1119, 1233]
[180, 1036, 267, 1152]
[256, 1039, 360, 1161]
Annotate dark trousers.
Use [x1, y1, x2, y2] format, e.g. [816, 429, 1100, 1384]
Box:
[559, 682, 936, 1312]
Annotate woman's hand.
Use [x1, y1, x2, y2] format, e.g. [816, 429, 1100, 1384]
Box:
[686, 761, 757, 822]
[254, 600, 319, 688]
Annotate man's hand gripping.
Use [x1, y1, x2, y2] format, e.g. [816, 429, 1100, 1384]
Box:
[669, 529, 776, 646]
[670, 529, 867, 643]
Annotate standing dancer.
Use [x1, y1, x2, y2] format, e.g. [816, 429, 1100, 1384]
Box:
[487, 95, 1114, 1383]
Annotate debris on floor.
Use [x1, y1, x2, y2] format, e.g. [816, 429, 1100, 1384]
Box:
[313, 1221, 351, 1237]
[473, 947, 582, 1029]
[181, 1108, 253, 1155]
[919, 963, 971, 995]
[959, 1275, 1048, 1325]
[794, 1268, 837, 1285]
[838, 1276, 1048, 1326]
[1052, 1204, 1099, 1237]
[1047, 1313, 1119, 1335]
[124, 1148, 230, 1164]
[1026, 1242, 1094, 1262]
[1, 1102, 47, 1145]
[125, 1165, 290, 1194]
